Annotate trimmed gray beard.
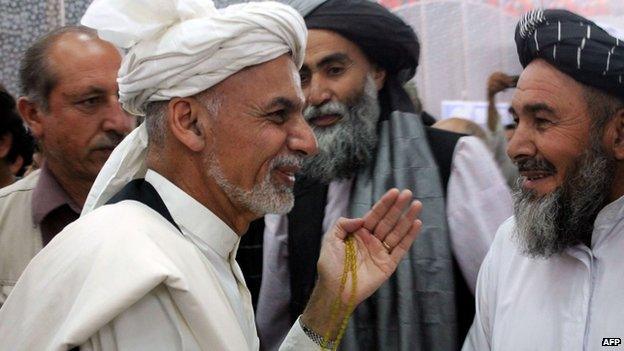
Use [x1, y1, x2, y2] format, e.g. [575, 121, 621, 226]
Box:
[512, 137, 616, 258]
[300, 75, 380, 184]
[206, 153, 302, 216]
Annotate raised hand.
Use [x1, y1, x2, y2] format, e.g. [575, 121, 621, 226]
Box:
[316, 188, 422, 305]
[300, 188, 422, 344]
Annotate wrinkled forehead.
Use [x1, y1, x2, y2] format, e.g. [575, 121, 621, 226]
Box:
[512, 59, 586, 113]
[304, 29, 369, 68]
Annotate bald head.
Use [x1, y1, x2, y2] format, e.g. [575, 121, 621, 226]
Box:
[19, 26, 113, 111]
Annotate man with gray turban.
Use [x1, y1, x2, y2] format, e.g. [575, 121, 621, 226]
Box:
[464, 9, 624, 350]
[236, 1, 513, 350]
[0, 0, 423, 350]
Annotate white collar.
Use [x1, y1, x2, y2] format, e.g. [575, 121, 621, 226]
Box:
[145, 169, 239, 259]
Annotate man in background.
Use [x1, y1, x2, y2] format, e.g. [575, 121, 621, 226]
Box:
[0, 25, 134, 305]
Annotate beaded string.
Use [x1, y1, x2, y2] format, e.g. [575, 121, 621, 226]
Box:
[322, 235, 358, 350]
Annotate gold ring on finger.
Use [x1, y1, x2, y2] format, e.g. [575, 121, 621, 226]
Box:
[382, 240, 392, 253]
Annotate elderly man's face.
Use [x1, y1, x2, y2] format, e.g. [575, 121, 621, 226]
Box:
[298, 29, 385, 183]
[202, 55, 317, 215]
[508, 59, 593, 196]
[508, 59, 617, 257]
[30, 33, 134, 182]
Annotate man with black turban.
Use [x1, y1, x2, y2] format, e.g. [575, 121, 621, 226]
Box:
[464, 9, 624, 350]
[236, 1, 513, 350]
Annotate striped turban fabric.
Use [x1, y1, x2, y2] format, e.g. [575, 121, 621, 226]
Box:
[515, 9, 624, 98]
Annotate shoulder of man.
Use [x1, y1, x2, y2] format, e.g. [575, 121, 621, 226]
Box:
[0, 170, 42, 291]
[0, 169, 40, 203]
[0, 200, 200, 350]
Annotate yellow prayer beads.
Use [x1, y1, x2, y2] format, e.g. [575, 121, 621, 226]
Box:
[322, 235, 358, 351]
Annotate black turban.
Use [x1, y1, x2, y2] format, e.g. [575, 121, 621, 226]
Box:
[304, 0, 420, 85]
[515, 9, 624, 98]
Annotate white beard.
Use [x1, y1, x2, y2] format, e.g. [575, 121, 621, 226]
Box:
[206, 153, 302, 215]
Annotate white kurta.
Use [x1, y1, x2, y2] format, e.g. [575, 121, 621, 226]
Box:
[257, 136, 513, 350]
[0, 170, 316, 351]
[463, 195, 624, 351]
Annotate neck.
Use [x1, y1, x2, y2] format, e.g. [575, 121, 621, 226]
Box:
[0, 163, 15, 188]
[149, 153, 254, 236]
[45, 161, 91, 208]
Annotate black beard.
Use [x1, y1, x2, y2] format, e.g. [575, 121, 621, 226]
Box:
[512, 139, 616, 258]
[300, 77, 380, 184]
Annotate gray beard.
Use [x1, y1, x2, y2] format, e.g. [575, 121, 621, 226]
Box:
[206, 153, 302, 216]
[300, 75, 380, 184]
[512, 138, 616, 258]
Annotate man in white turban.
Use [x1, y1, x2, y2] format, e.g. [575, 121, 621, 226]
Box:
[0, 0, 422, 350]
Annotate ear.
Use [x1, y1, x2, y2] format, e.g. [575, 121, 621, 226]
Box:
[167, 97, 208, 152]
[372, 66, 386, 91]
[0, 133, 12, 158]
[613, 108, 624, 161]
[17, 97, 44, 138]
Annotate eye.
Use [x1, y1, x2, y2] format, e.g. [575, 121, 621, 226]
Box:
[534, 117, 552, 126]
[77, 96, 103, 108]
[299, 67, 312, 86]
[326, 65, 345, 77]
[299, 70, 311, 87]
[266, 110, 287, 124]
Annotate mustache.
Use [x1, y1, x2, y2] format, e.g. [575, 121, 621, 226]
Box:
[303, 101, 349, 122]
[515, 157, 556, 173]
[271, 153, 304, 169]
[91, 132, 126, 150]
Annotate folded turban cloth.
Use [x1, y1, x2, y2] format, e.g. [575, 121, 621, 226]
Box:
[81, 0, 306, 213]
[515, 9, 624, 98]
[302, 0, 419, 84]
[82, 0, 306, 116]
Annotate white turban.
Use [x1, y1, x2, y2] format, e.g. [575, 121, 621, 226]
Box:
[80, 0, 307, 214]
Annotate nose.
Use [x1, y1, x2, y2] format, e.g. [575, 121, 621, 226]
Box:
[102, 97, 134, 134]
[288, 113, 318, 157]
[507, 120, 536, 162]
[305, 75, 332, 107]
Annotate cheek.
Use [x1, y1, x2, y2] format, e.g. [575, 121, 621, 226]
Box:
[539, 142, 584, 182]
[334, 74, 368, 103]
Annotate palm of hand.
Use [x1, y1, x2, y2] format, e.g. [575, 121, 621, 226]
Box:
[316, 189, 422, 306]
[318, 226, 397, 304]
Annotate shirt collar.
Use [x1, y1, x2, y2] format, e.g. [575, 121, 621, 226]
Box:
[144, 169, 239, 259]
[592, 194, 624, 248]
[31, 163, 81, 225]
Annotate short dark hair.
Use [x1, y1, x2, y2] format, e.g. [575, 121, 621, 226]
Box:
[19, 25, 97, 111]
[0, 86, 35, 175]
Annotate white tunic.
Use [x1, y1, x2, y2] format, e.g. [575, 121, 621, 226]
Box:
[0, 170, 316, 351]
[463, 195, 624, 351]
[257, 136, 513, 350]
